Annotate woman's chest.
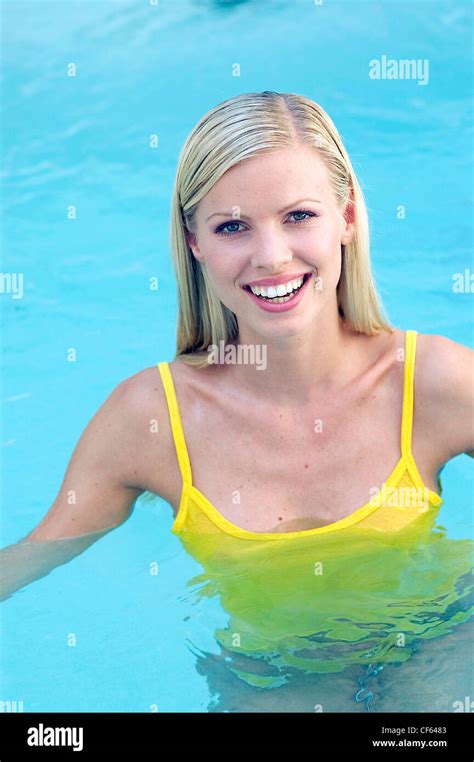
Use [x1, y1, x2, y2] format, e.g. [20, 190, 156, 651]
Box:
[180, 379, 410, 533]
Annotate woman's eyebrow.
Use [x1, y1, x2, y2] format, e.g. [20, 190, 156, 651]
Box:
[205, 198, 323, 223]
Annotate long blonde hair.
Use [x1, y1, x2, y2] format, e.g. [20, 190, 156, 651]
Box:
[169, 91, 394, 369]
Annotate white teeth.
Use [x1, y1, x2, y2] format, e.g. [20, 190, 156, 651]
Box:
[249, 275, 305, 297]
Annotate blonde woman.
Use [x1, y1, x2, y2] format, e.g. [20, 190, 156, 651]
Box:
[1, 91, 472, 711]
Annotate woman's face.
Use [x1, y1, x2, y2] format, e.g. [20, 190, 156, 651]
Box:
[186, 144, 355, 340]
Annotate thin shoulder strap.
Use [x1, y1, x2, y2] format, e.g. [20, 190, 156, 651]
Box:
[401, 329, 417, 461]
[156, 361, 193, 488]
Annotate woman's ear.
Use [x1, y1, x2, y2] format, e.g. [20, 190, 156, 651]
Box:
[185, 228, 204, 263]
[341, 186, 356, 246]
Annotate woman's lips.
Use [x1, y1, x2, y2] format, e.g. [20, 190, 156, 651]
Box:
[244, 270, 311, 288]
[243, 272, 314, 313]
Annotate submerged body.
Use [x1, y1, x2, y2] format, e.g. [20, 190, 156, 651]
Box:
[150, 328, 472, 689]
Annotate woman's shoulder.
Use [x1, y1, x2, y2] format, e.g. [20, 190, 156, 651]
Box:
[414, 330, 473, 397]
[413, 330, 474, 462]
[415, 330, 472, 365]
[109, 361, 195, 500]
[117, 355, 220, 437]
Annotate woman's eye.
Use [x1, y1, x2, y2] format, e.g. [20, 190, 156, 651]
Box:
[289, 210, 318, 224]
[215, 221, 244, 236]
[214, 209, 318, 237]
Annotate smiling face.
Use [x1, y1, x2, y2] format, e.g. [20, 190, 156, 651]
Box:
[186, 144, 355, 340]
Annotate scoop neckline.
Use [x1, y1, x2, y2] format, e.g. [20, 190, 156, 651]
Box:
[174, 453, 443, 541]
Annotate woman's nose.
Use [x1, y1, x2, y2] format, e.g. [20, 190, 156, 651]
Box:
[249, 231, 293, 270]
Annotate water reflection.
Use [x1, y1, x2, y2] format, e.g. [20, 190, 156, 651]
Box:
[177, 514, 473, 711]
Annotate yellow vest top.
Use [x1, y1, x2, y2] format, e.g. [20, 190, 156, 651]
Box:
[156, 329, 444, 542]
[154, 331, 472, 687]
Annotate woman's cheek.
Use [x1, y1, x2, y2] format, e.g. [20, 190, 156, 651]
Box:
[207, 247, 243, 288]
[205, 259, 240, 302]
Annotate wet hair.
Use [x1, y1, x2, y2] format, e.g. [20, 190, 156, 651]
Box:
[169, 91, 393, 368]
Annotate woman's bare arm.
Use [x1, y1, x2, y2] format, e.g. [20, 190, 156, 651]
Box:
[0, 372, 156, 601]
[0, 528, 120, 602]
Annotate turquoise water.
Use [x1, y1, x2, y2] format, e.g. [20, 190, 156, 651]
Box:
[1, 0, 472, 712]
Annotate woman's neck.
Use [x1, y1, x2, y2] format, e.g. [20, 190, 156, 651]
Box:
[226, 313, 367, 406]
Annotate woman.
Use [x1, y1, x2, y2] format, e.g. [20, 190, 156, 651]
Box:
[1, 92, 472, 710]
[18, 88, 472, 542]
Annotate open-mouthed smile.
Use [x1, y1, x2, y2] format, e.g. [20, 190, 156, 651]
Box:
[242, 272, 313, 312]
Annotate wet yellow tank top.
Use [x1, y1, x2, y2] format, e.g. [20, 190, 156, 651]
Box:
[156, 329, 444, 542]
[154, 332, 472, 690]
